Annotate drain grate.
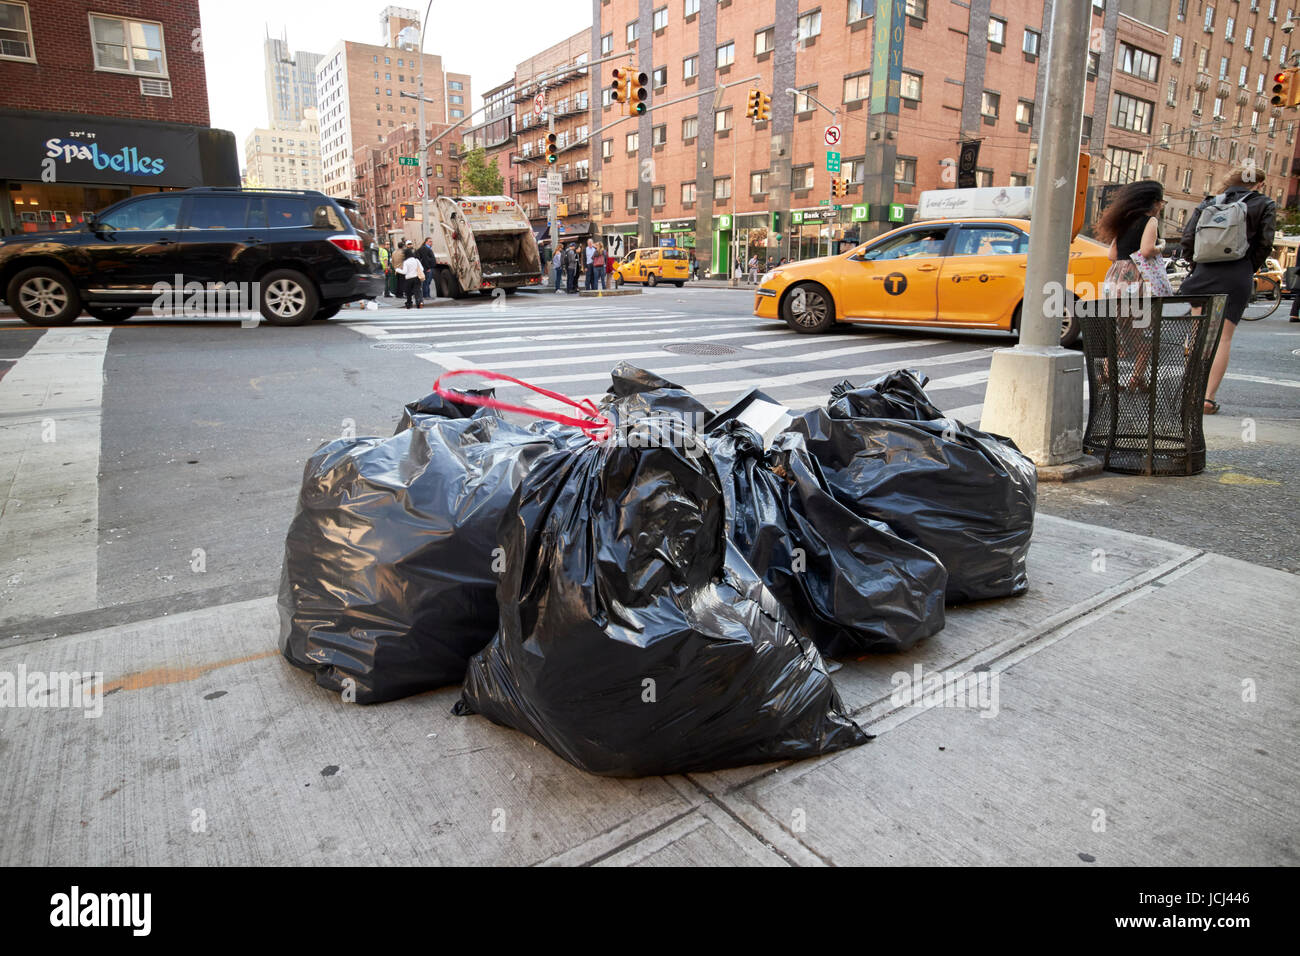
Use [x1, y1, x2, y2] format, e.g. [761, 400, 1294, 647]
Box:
[662, 342, 740, 356]
[371, 341, 429, 351]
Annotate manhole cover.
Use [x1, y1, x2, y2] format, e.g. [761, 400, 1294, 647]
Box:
[662, 342, 739, 356]
[371, 342, 428, 351]
[1293, 349, 1300, 358]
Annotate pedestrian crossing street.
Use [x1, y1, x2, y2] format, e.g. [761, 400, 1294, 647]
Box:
[341, 298, 997, 425]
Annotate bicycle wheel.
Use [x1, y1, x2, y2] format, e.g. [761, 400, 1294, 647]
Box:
[1245, 275, 1281, 319]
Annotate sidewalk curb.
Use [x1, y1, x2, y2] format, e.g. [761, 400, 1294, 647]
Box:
[1035, 454, 1103, 483]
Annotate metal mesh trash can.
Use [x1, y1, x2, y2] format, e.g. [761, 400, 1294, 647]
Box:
[1080, 293, 1226, 476]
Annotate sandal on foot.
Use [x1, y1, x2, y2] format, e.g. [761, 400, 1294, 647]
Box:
[1203, 399, 1220, 415]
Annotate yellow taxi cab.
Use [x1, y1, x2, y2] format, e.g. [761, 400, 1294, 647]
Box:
[753, 217, 1110, 347]
[613, 246, 690, 288]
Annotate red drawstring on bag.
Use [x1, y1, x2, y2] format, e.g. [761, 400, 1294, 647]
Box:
[432, 368, 613, 441]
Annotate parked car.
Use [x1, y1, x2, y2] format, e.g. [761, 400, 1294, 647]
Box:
[752, 217, 1111, 347]
[0, 187, 384, 326]
[613, 246, 689, 288]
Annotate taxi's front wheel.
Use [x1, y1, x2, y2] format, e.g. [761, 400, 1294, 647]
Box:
[782, 282, 835, 333]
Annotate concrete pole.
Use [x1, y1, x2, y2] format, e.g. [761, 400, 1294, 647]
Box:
[978, 0, 1091, 467]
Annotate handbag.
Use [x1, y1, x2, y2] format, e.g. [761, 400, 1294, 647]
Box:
[1130, 251, 1175, 297]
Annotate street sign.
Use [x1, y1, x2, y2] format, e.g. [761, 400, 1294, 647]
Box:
[791, 211, 803, 224]
[826, 150, 841, 172]
[888, 202, 904, 222]
[547, 173, 562, 195]
[823, 125, 842, 147]
[415, 177, 426, 199]
[818, 199, 830, 206]
[538, 178, 550, 206]
[534, 91, 546, 118]
[398, 157, 418, 166]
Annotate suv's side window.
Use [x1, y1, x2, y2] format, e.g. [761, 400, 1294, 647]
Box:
[265, 197, 315, 228]
[183, 196, 249, 230]
[99, 195, 182, 231]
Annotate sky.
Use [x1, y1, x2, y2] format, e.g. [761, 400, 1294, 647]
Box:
[198, 0, 592, 165]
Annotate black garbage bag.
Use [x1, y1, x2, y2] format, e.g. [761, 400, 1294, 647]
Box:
[278, 404, 573, 703]
[707, 420, 947, 656]
[395, 387, 497, 432]
[597, 362, 712, 428]
[827, 369, 947, 421]
[456, 413, 868, 777]
[794, 373, 1037, 604]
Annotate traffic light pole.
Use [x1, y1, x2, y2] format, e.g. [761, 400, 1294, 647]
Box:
[547, 111, 558, 286]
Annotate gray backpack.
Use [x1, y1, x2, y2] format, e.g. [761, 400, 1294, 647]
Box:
[1193, 192, 1250, 264]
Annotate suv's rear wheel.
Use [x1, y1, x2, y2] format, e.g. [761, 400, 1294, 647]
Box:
[8, 267, 81, 327]
[259, 270, 318, 326]
[86, 305, 138, 324]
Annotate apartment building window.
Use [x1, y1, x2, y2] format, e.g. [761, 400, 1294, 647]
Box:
[1159, 122, 1172, 144]
[1118, 42, 1160, 81]
[975, 168, 993, 188]
[717, 41, 735, 67]
[1219, 56, 1229, 80]
[1167, 78, 1178, 105]
[1172, 35, 1183, 61]
[1204, 6, 1214, 31]
[1269, 115, 1277, 137]
[1016, 100, 1034, 126]
[1264, 149, 1273, 172]
[601, 33, 612, 55]
[844, 71, 870, 102]
[750, 171, 768, 194]
[450, 110, 463, 119]
[988, 17, 1006, 47]
[798, 11, 821, 42]
[981, 91, 1000, 119]
[1263, 36, 1272, 59]
[626, 190, 638, 210]
[1182, 167, 1193, 192]
[756, 27, 774, 55]
[906, 0, 928, 16]
[682, 182, 696, 204]
[1105, 146, 1144, 183]
[1245, 26, 1254, 48]
[653, 66, 667, 89]
[842, 158, 865, 183]
[1198, 47, 1209, 70]
[1239, 65, 1248, 86]
[653, 6, 668, 31]
[602, 87, 614, 107]
[1111, 93, 1154, 133]
[602, 193, 614, 214]
[849, 0, 871, 22]
[652, 185, 666, 207]
[895, 157, 917, 185]
[1213, 96, 1226, 118]
[682, 115, 698, 140]
[1010, 172, 1029, 187]
[685, 0, 700, 14]
[792, 165, 814, 190]
[449, 80, 463, 91]
[900, 71, 922, 101]
[794, 86, 818, 113]
[1271, 0, 1279, 20]
[89, 13, 167, 75]
[684, 55, 697, 79]
[1155, 163, 1167, 183]
[627, 22, 638, 44]
[652, 123, 667, 146]
[1258, 73, 1266, 93]
[626, 131, 639, 152]
[0, 2, 35, 61]
[1225, 16, 1234, 40]
[1024, 29, 1041, 57]
[714, 176, 731, 200]
[716, 106, 732, 131]
[1192, 89, 1203, 114]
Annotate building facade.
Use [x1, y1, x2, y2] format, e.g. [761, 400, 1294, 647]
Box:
[352, 122, 463, 242]
[314, 7, 471, 199]
[0, 0, 237, 235]
[244, 108, 323, 190]
[264, 32, 323, 128]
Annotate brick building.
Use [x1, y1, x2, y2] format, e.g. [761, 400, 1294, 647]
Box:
[244, 108, 324, 190]
[314, 7, 471, 199]
[466, 30, 595, 248]
[352, 123, 463, 242]
[0, 0, 237, 235]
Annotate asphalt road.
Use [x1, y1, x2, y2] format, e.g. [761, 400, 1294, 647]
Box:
[1, 285, 1295, 640]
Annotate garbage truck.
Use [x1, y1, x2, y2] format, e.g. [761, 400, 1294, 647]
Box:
[396, 195, 543, 297]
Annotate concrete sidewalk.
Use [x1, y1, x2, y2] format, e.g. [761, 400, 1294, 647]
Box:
[1, 512, 1296, 865]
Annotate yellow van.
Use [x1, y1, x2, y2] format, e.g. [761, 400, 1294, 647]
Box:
[613, 246, 690, 287]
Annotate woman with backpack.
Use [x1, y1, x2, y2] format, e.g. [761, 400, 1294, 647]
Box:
[1179, 167, 1277, 414]
[1096, 179, 1166, 391]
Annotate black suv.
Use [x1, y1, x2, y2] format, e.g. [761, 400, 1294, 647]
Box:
[0, 187, 383, 326]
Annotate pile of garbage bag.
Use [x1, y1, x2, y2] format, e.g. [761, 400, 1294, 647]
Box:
[794, 369, 1037, 603]
[278, 364, 1036, 775]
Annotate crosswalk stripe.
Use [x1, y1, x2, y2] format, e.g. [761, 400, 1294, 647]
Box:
[372, 315, 770, 340]
[346, 309, 686, 331]
[440, 329, 852, 360]
[471, 340, 985, 387]
[381, 321, 778, 349]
